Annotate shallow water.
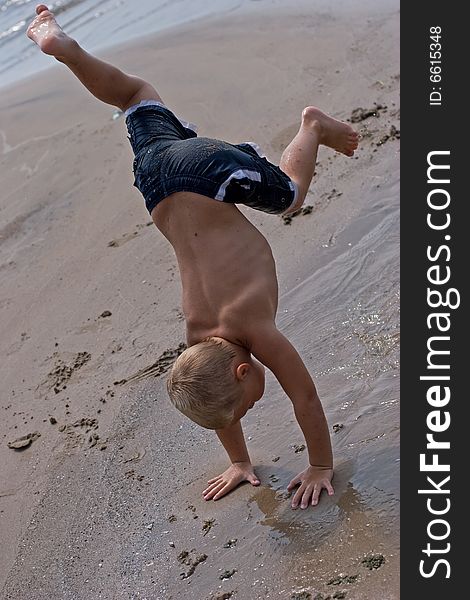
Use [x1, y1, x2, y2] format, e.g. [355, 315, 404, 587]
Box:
[0, 0, 243, 88]
[273, 170, 399, 522]
[0, 0, 394, 89]
[221, 170, 399, 597]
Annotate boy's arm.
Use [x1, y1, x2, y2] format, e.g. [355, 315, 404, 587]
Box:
[250, 323, 334, 507]
[202, 421, 260, 501]
[215, 420, 251, 463]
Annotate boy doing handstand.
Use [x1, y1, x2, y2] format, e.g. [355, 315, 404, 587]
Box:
[27, 5, 359, 510]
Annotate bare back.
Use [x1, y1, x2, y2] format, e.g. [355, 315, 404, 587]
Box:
[152, 192, 278, 347]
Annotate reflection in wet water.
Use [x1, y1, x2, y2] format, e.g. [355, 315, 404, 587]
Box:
[249, 465, 372, 551]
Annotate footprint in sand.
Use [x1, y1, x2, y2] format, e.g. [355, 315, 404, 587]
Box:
[42, 351, 91, 394]
[7, 431, 41, 450]
[114, 342, 187, 385]
[177, 549, 208, 580]
[70, 310, 113, 337]
[107, 221, 153, 248]
[56, 417, 106, 451]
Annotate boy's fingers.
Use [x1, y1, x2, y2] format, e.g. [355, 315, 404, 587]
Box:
[214, 480, 228, 492]
[203, 482, 218, 494]
[291, 485, 305, 508]
[326, 481, 335, 495]
[203, 480, 224, 495]
[213, 484, 231, 500]
[206, 476, 223, 488]
[207, 476, 222, 484]
[210, 481, 230, 500]
[300, 485, 314, 509]
[204, 481, 225, 500]
[287, 477, 301, 491]
[311, 485, 321, 506]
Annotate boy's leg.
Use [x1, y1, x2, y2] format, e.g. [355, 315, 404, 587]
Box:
[280, 107, 359, 213]
[27, 5, 161, 111]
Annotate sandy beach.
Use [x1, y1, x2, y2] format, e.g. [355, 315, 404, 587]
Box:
[0, 1, 399, 598]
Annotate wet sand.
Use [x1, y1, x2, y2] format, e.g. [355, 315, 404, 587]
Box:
[0, 2, 400, 598]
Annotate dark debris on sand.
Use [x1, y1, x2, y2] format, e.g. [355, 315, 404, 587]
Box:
[282, 205, 313, 225]
[311, 593, 347, 600]
[376, 125, 400, 146]
[291, 592, 312, 600]
[349, 104, 387, 123]
[292, 585, 353, 600]
[219, 569, 237, 581]
[202, 518, 216, 536]
[361, 554, 385, 570]
[212, 592, 235, 600]
[178, 549, 208, 579]
[327, 574, 358, 585]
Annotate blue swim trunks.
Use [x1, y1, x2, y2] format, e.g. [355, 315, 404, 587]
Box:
[125, 100, 298, 216]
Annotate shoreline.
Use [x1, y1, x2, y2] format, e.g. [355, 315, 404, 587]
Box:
[0, 0, 395, 94]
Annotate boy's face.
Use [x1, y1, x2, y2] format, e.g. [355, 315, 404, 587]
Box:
[233, 356, 265, 421]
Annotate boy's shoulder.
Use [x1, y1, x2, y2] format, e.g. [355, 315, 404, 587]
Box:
[248, 323, 317, 402]
[243, 320, 282, 359]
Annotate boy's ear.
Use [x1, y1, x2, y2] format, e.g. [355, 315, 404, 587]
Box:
[235, 362, 250, 381]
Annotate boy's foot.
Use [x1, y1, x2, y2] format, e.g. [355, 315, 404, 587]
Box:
[302, 106, 359, 156]
[27, 4, 74, 58]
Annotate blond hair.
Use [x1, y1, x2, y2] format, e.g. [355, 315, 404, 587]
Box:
[166, 337, 242, 429]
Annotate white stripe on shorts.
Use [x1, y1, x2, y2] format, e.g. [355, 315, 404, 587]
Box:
[124, 99, 198, 134]
[242, 141, 266, 158]
[214, 169, 262, 201]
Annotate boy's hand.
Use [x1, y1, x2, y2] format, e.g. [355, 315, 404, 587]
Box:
[287, 466, 334, 509]
[203, 461, 260, 501]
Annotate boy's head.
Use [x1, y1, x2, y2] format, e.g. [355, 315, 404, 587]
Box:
[167, 336, 265, 429]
